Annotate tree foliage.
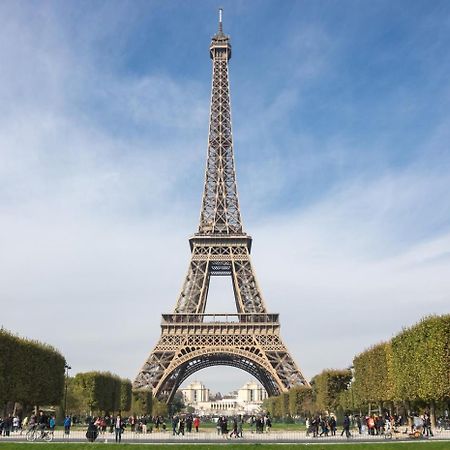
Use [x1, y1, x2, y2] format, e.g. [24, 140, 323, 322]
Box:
[73, 372, 131, 414]
[311, 369, 352, 413]
[288, 385, 314, 417]
[0, 328, 65, 409]
[152, 397, 167, 417]
[120, 380, 132, 412]
[391, 314, 450, 402]
[262, 314, 449, 417]
[353, 341, 395, 404]
[131, 389, 152, 415]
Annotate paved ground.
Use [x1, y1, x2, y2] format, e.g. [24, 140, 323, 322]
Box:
[1, 429, 449, 444]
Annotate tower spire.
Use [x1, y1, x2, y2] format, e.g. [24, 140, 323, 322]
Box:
[218, 8, 223, 33]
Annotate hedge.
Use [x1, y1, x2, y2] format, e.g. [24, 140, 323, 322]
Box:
[0, 328, 65, 409]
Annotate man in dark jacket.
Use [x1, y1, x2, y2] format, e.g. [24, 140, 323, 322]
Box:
[341, 414, 351, 438]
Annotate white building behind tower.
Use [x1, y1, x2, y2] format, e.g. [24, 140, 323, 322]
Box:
[181, 380, 267, 416]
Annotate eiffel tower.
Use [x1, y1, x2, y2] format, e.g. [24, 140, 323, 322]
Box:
[134, 10, 309, 402]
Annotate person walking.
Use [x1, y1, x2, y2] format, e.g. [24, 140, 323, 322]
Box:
[49, 415, 56, 435]
[172, 415, 179, 436]
[229, 417, 238, 438]
[114, 414, 124, 443]
[237, 416, 243, 438]
[177, 417, 185, 436]
[193, 416, 200, 433]
[64, 415, 71, 436]
[341, 414, 351, 438]
[329, 415, 337, 436]
[423, 413, 433, 437]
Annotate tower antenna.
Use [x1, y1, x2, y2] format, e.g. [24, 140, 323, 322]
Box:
[219, 8, 223, 33]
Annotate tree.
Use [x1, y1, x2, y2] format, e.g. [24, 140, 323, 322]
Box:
[171, 391, 185, 414]
[289, 385, 314, 417]
[131, 389, 152, 415]
[152, 398, 168, 417]
[0, 328, 65, 411]
[73, 372, 125, 414]
[391, 314, 450, 424]
[312, 369, 352, 413]
[353, 341, 395, 410]
[262, 397, 277, 417]
[120, 380, 132, 412]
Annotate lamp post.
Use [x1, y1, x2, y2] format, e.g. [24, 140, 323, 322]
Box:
[63, 364, 71, 418]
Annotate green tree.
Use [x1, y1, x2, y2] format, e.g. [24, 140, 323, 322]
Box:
[391, 314, 450, 423]
[353, 341, 395, 410]
[152, 398, 168, 417]
[120, 380, 132, 412]
[312, 369, 352, 413]
[262, 397, 277, 417]
[0, 329, 65, 411]
[131, 389, 152, 415]
[288, 385, 314, 417]
[73, 371, 124, 414]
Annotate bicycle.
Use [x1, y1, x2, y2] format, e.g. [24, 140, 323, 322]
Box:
[26, 425, 53, 442]
[436, 418, 450, 434]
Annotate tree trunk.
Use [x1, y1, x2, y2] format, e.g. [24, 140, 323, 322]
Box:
[405, 400, 412, 428]
[430, 400, 436, 428]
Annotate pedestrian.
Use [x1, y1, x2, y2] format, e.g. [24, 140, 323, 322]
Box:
[49, 415, 56, 435]
[341, 414, 351, 438]
[329, 415, 337, 436]
[172, 415, 179, 436]
[12, 416, 19, 433]
[355, 415, 362, 434]
[177, 417, 185, 436]
[193, 416, 200, 432]
[237, 416, 243, 438]
[4, 415, 12, 436]
[265, 415, 272, 433]
[114, 414, 123, 443]
[229, 417, 238, 438]
[64, 415, 71, 436]
[423, 413, 433, 437]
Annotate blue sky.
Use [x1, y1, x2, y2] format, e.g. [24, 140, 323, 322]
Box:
[1, 0, 449, 393]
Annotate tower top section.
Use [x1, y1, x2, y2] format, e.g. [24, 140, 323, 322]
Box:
[198, 7, 242, 235]
[210, 8, 232, 60]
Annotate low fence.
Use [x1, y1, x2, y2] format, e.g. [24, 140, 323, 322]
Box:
[1, 427, 449, 443]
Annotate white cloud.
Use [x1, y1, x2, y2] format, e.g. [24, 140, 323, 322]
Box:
[249, 166, 450, 379]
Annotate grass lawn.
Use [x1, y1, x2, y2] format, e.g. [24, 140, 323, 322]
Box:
[0, 443, 449, 449]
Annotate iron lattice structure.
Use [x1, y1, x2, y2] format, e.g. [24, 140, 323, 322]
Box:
[134, 12, 309, 402]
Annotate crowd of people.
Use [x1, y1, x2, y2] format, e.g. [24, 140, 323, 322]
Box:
[0, 408, 446, 441]
[0, 411, 61, 438]
[170, 413, 202, 435]
[305, 411, 436, 438]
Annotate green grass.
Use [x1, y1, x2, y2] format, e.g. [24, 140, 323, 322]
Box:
[0, 443, 449, 449]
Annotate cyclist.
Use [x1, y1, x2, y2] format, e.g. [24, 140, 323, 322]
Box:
[38, 411, 48, 438]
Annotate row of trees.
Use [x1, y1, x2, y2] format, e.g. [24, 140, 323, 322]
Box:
[264, 370, 352, 419]
[0, 329, 156, 418]
[69, 372, 133, 415]
[264, 314, 450, 421]
[351, 314, 450, 422]
[67, 372, 173, 417]
[0, 328, 66, 413]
